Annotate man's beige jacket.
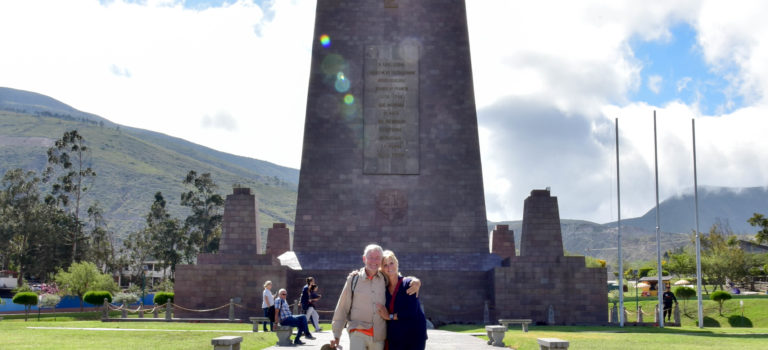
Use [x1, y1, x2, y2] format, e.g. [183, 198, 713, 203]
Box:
[331, 267, 387, 342]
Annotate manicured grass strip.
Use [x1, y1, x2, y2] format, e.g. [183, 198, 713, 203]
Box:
[0, 319, 274, 350]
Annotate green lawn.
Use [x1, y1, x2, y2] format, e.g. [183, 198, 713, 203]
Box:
[2, 295, 766, 349]
[0, 318, 276, 350]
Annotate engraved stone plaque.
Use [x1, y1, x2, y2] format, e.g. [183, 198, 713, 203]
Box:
[375, 189, 408, 225]
[363, 44, 419, 174]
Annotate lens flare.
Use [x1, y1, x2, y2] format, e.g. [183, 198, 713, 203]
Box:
[344, 94, 355, 105]
[320, 34, 331, 48]
[335, 72, 350, 93]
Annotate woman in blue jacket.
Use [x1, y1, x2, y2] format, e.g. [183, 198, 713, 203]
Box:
[376, 250, 427, 350]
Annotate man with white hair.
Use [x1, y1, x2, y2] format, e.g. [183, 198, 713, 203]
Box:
[329, 244, 420, 350]
[275, 287, 315, 345]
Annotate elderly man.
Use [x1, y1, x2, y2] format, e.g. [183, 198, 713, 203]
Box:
[275, 288, 315, 345]
[329, 244, 420, 350]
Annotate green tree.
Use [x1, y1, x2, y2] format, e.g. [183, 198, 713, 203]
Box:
[0, 169, 75, 285]
[0, 169, 41, 286]
[44, 130, 96, 262]
[700, 223, 749, 291]
[667, 250, 696, 278]
[86, 203, 116, 274]
[12, 292, 38, 321]
[54, 261, 117, 311]
[146, 192, 185, 280]
[180, 171, 223, 255]
[674, 286, 696, 314]
[122, 228, 153, 283]
[710, 290, 732, 316]
[748, 213, 768, 245]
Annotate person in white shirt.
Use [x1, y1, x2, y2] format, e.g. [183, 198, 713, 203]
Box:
[262, 280, 275, 332]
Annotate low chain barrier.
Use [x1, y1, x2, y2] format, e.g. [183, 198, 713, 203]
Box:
[102, 298, 308, 322]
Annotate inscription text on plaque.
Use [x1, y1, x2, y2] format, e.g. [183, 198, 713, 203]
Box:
[363, 44, 419, 174]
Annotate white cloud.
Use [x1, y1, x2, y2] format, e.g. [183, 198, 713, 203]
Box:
[468, 0, 768, 222]
[2, 0, 768, 225]
[648, 75, 663, 94]
[0, 0, 315, 168]
[676, 77, 692, 92]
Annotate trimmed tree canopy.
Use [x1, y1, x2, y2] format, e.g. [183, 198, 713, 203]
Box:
[153, 292, 174, 306]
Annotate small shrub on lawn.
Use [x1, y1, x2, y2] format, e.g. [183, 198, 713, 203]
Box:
[113, 292, 140, 305]
[710, 290, 732, 315]
[154, 292, 174, 306]
[12, 291, 39, 321]
[83, 291, 113, 305]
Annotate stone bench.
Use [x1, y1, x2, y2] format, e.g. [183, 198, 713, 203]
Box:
[249, 316, 270, 332]
[537, 337, 569, 350]
[499, 318, 533, 332]
[274, 325, 295, 346]
[211, 336, 243, 350]
[485, 325, 506, 347]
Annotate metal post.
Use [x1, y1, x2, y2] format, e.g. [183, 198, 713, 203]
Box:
[229, 298, 235, 321]
[692, 118, 704, 328]
[635, 270, 639, 319]
[653, 111, 664, 328]
[616, 117, 624, 327]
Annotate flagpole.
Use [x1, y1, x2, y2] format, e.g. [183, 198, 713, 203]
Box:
[692, 118, 704, 328]
[616, 117, 624, 327]
[654, 111, 664, 328]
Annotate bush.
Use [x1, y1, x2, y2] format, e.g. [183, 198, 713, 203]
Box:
[711, 290, 732, 315]
[12, 292, 38, 321]
[12, 292, 38, 306]
[39, 293, 62, 308]
[113, 292, 140, 305]
[153, 292, 174, 306]
[83, 291, 113, 305]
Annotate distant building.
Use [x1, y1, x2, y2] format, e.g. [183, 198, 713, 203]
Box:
[737, 240, 768, 254]
[117, 259, 170, 289]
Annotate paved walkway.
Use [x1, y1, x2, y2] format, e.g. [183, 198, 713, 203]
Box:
[262, 329, 488, 349]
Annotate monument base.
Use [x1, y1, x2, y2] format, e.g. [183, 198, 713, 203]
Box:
[492, 256, 608, 325]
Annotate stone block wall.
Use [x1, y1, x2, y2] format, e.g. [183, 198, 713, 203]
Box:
[520, 189, 564, 258]
[219, 187, 261, 256]
[175, 264, 287, 320]
[175, 187, 291, 320]
[267, 223, 291, 259]
[293, 0, 488, 260]
[492, 256, 607, 325]
[490, 224, 516, 261]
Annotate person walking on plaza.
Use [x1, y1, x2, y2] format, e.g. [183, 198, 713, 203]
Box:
[275, 288, 315, 345]
[306, 283, 323, 332]
[301, 276, 322, 331]
[662, 285, 678, 322]
[262, 280, 275, 332]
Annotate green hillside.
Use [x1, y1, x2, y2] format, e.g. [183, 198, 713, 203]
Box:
[0, 109, 298, 244]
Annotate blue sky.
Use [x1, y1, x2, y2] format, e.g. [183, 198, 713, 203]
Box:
[629, 23, 742, 115]
[1, 0, 767, 224]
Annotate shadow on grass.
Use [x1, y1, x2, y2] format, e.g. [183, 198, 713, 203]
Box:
[727, 315, 753, 328]
[702, 316, 720, 327]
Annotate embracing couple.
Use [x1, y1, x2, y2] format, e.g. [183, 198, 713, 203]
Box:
[328, 244, 428, 350]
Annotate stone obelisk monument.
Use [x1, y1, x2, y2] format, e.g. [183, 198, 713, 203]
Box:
[291, 0, 497, 321]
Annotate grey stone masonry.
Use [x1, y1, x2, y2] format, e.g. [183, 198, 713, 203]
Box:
[218, 187, 260, 256]
[493, 189, 608, 325]
[211, 336, 242, 350]
[175, 187, 292, 320]
[521, 189, 564, 258]
[490, 224, 516, 262]
[293, 0, 488, 261]
[266, 223, 290, 260]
